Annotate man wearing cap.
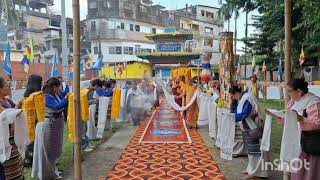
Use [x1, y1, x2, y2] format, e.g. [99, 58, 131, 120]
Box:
[245, 74, 263, 98]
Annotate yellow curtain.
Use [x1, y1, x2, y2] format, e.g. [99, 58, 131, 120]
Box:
[111, 88, 121, 119]
[31, 92, 46, 123]
[22, 97, 36, 142]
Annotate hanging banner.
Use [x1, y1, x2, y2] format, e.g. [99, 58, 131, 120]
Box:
[157, 44, 182, 52]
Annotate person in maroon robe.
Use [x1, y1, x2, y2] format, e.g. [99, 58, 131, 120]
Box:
[172, 77, 183, 106]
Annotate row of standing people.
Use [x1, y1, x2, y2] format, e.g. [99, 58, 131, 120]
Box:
[0, 75, 157, 180]
[0, 76, 69, 180]
[168, 75, 319, 180]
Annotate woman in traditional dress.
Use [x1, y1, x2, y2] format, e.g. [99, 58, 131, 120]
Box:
[32, 77, 68, 180]
[0, 78, 24, 180]
[24, 74, 43, 167]
[229, 86, 269, 179]
[181, 77, 199, 129]
[285, 79, 320, 180]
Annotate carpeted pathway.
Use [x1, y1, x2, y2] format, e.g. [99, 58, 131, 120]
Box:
[104, 101, 225, 180]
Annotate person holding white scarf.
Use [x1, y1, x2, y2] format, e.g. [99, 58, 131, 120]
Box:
[229, 86, 269, 179]
[0, 78, 25, 180]
[283, 79, 320, 180]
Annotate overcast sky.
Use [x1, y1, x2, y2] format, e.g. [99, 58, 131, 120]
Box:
[52, 0, 258, 53]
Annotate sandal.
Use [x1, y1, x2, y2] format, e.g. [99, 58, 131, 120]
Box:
[241, 170, 248, 175]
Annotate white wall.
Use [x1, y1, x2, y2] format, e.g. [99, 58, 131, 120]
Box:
[91, 41, 155, 63]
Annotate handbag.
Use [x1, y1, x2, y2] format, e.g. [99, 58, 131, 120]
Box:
[300, 109, 320, 155]
[301, 130, 320, 156]
[244, 116, 264, 140]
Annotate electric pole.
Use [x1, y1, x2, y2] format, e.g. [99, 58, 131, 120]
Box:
[61, 0, 69, 81]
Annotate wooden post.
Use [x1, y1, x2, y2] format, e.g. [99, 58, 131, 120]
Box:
[72, 0, 82, 179]
[244, 11, 248, 80]
[284, 0, 292, 179]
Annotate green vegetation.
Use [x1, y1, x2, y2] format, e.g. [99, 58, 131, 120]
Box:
[221, 0, 320, 70]
[24, 121, 125, 180]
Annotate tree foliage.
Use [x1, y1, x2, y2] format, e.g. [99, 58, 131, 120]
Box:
[223, 0, 320, 70]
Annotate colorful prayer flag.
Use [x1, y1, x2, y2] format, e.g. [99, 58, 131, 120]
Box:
[91, 55, 104, 71]
[21, 55, 30, 73]
[299, 48, 305, 65]
[51, 52, 59, 77]
[3, 43, 12, 76]
[28, 38, 34, 61]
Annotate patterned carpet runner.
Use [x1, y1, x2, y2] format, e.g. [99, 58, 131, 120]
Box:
[139, 101, 191, 144]
[105, 100, 225, 180]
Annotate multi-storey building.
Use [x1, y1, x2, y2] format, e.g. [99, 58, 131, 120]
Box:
[86, 0, 180, 64]
[174, 4, 223, 66]
[7, 0, 90, 63]
[86, 0, 223, 68]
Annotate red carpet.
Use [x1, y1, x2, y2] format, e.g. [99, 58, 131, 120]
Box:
[104, 100, 225, 180]
[139, 101, 191, 144]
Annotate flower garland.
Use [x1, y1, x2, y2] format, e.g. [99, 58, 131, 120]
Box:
[31, 92, 46, 122]
[111, 88, 121, 119]
[68, 89, 90, 142]
[22, 97, 36, 142]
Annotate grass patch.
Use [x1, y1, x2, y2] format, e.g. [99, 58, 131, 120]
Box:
[24, 121, 126, 180]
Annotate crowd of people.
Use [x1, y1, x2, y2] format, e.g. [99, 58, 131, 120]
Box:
[167, 74, 319, 180]
[0, 75, 159, 180]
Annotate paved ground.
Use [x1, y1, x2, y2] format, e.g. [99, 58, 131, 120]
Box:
[198, 125, 283, 180]
[62, 123, 138, 180]
[62, 122, 283, 180]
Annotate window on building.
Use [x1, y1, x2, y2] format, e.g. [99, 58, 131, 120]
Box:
[109, 47, 116, 54]
[91, 21, 96, 32]
[116, 47, 122, 54]
[121, 23, 125, 29]
[94, 46, 99, 55]
[181, 23, 184, 29]
[140, 6, 147, 13]
[124, 47, 129, 54]
[129, 47, 134, 55]
[201, 10, 205, 16]
[135, 25, 140, 32]
[130, 24, 134, 31]
[152, 28, 156, 34]
[205, 27, 213, 33]
[89, 2, 97, 9]
[135, 45, 141, 54]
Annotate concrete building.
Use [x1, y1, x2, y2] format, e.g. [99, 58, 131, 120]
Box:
[86, 0, 223, 69]
[174, 5, 223, 67]
[7, 0, 91, 64]
[86, 0, 181, 64]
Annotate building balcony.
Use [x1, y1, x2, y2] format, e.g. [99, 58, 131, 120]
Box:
[88, 29, 153, 43]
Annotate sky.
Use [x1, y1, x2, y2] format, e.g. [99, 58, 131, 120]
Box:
[52, 0, 259, 54]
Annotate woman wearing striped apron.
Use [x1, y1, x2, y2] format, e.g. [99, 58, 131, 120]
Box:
[0, 77, 24, 180]
[230, 85, 269, 179]
[32, 78, 68, 180]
